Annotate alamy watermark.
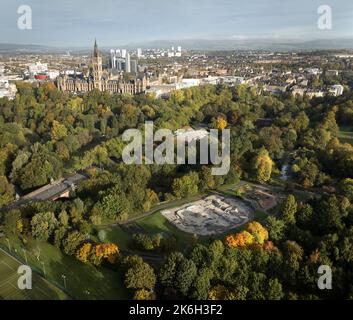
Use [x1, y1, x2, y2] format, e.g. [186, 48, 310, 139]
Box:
[122, 122, 230, 176]
[17, 265, 32, 290]
[318, 5, 332, 30]
[17, 5, 32, 30]
[317, 265, 332, 290]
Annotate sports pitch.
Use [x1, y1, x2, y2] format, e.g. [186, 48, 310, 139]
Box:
[0, 249, 68, 300]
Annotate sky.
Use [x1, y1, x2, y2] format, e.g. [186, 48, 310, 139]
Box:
[0, 0, 353, 47]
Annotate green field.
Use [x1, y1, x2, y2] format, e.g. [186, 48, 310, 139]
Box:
[0, 236, 129, 300]
[136, 212, 194, 247]
[0, 249, 68, 300]
[94, 225, 132, 250]
[339, 126, 353, 145]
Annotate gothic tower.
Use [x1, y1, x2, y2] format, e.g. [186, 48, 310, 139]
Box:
[92, 39, 103, 91]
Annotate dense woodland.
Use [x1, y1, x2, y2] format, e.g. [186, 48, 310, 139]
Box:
[0, 81, 352, 300]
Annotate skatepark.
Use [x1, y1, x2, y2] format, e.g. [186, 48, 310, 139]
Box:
[161, 194, 253, 235]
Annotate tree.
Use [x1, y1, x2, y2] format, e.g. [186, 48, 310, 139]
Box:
[281, 195, 297, 225]
[253, 149, 273, 183]
[191, 267, 212, 300]
[76, 243, 93, 263]
[18, 147, 63, 190]
[3, 209, 22, 235]
[314, 195, 346, 234]
[62, 231, 85, 255]
[133, 233, 158, 251]
[265, 216, 285, 242]
[96, 184, 130, 220]
[246, 221, 269, 245]
[258, 126, 284, 159]
[31, 212, 58, 241]
[58, 210, 69, 226]
[53, 226, 67, 248]
[199, 166, 215, 191]
[211, 115, 228, 130]
[297, 203, 313, 227]
[0, 176, 15, 207]
[208, 240, 225, 267]
[51, 120, 68, 140]
[124, 259, 156, 291]
[208, 284, 228, 300]
[94, 243, 119, 263]
[225, 231, 254, 248]
[339, 178, 353, 201]
[172, 172, 199, 198]
[267, 278, 284, 300]
[159, 252, 185, 288]
[175, 258, 197, 296]
[284, 241, 304, 273]
[247, 272, 267, 300]
[133, 289, 155, 300]
[292, 111, 309, 132]
[226, 285, 249, 300]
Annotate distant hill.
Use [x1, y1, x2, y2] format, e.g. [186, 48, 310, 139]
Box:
[0, 43, 61, 53]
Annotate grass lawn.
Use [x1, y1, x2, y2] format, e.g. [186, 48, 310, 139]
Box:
[339, 126, 353, 145]
[0, 236, 129, 300]
[0, 248, 68, 300]
[254, 210, 269, 221]
[94, 225, 131, 250]
[136, 212, 193, 249]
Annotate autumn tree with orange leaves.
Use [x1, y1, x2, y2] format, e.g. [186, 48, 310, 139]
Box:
[225, 222, 269, 248]
[76, 242, 119, 265]
[225, 230, 254, 248]
[95, 243, 119, 263]
[76, 243, 93, 263]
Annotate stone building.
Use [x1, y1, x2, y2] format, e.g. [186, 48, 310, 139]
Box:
[57, 40, 148, 94]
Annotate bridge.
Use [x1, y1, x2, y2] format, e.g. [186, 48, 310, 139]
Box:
[2, 172, 88, 211]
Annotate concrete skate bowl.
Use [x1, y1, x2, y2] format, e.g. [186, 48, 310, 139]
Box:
[161, 195, 253, 236]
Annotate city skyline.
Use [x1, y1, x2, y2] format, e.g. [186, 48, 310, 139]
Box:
[1, 0, 353, 47]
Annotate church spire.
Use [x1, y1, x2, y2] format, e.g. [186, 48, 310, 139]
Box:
[93, 39, 99, 57]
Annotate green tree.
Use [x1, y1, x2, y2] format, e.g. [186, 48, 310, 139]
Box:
[265, 216, 286, 242]
[62, 231, 85, 255]
[0, 176, 15, 207]
[267, 278, 284, 300]
[159, 252, 185, 288]
[253, 149, 273, 183]
[191, 267, 213, 300]
[297, 204, 313, 227]
[281, 195, 297, 225]
[3, 209, 22, 235]
[51, 120, 68, 141]
[172, 172, 199, 198]
[175, 258, 197, 296]
[125, 259, 156, 291]
[31, 212, 58, 241]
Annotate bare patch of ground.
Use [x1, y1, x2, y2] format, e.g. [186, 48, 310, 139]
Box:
[240, 184, 284, 211]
